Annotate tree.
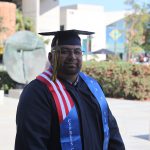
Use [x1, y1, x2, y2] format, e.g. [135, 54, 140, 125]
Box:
[0, 16, 8, 35]
[16, 9, 34, 32]
[0, 16, 8, 55]
[142, 21, 150, 52]
[124, 0, 150, 60]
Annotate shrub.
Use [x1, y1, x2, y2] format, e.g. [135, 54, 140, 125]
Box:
[82, 61, 150, 100]
[0, 71, 16, 94]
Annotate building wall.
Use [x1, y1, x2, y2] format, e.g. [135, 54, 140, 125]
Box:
[105, 11, 127, 25]
[105, 11, 128, 59]
[21, 0, 60, 56]
[106, 19, 127, 60]
[0, 2, 16, 41]
[3, 1, 128, 55]
[60, 4, 106, 51]
[22, 0, 59, 33]
[39, 0, 60, 32]
[60, 5, 128, 53]
[106, 19, 126, 52]
[22, 0, 39, 32]
[39, 0, 60, 55]
[12, 0, 22, 9]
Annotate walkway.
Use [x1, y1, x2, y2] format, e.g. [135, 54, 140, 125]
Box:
[0, 96, 150, 150]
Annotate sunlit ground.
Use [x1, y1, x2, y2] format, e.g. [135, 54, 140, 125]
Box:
[0, 96, 150, 150]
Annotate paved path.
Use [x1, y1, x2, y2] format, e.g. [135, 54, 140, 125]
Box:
[0, 96, 17, 150]
[107, 98, 150, 150]
[0, 96, 150, 150]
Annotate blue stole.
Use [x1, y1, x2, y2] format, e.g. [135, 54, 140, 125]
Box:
[60, 107, 82, 150]
[79, 72, 110, 150]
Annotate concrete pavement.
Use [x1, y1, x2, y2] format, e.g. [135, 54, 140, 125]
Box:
[107, 98, 150, 150]
[0, 96, 150, 150]
[0, 96, 17, 150]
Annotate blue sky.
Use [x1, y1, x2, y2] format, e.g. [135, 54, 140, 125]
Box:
[59, 0, 126, 11]
[59, 0, 148, 11]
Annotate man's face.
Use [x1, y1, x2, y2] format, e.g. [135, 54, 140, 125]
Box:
[49, 45, 82, 76]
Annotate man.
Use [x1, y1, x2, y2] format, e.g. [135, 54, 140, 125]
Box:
[15, 30, 125, 150]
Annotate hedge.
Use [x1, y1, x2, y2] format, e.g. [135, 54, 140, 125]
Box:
[1, 61, 150, 100]
[82, 61, 150, 100]
[0, 71, 16, 93]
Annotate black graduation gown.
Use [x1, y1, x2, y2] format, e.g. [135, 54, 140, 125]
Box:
[15, 77, 125, 150]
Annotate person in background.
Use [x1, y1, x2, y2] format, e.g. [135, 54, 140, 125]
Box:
[15, 30, 125, 150]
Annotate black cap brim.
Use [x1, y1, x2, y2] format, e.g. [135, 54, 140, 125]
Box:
[38, 29, 94, 36]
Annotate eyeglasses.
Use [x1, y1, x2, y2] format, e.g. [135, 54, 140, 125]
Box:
[52, 47, 84, 56]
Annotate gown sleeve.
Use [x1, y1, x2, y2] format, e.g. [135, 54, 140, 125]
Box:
[108, 107, 125, 150]
[15, 80, 53, 150]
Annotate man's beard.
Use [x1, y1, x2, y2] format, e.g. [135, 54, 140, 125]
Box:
[58, 64, 81, 75]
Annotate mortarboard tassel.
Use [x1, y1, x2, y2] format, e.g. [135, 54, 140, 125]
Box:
[52, 44, 61, 82]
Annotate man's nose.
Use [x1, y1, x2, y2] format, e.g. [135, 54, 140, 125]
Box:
[69, 51, 76, 58]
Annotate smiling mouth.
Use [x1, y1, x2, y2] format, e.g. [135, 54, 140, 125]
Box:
[65, 62, 76, 65]
[64, 63, 77, 68]
[66, 64, 76, 66]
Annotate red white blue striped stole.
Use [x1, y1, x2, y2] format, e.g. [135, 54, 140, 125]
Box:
[36, 69, 74, 123]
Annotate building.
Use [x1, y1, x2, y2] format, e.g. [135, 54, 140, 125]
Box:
[106, 19, 126, 59]
[15, 1, 127, 53]
[105, 11, 129, 60]
[59, 4, 127, 58]
[60, 4, 106, 52]
[0, 2, 16, 41]
[1, 1, 129, 57]
[22, 0, 60, 33]
[0, 1, 16, 56]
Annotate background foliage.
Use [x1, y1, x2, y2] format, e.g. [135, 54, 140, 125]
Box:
[82, 61, 150, 100]
[0, 71, 16, 93]
[124, 0, 150, 60]
[1, 61, 150, 100]
[16, 9, 34, 32]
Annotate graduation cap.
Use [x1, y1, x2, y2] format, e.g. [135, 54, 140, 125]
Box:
[39, 29, 94, 47]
